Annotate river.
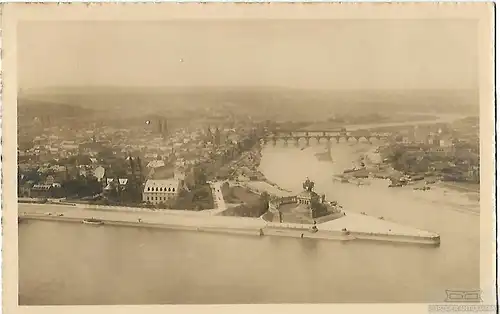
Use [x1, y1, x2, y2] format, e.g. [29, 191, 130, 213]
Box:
[18, 140, 480, 305]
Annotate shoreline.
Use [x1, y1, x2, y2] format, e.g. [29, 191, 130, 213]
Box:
[19, 203, 440, 246]
[18, 135, 463, 248]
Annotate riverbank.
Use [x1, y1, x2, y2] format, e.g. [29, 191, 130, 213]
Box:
[332, 144, 480, 204]
[19, 203, 440, 246]
[233, 144, 293, 193]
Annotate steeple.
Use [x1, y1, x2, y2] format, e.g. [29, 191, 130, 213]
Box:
[214, 127, 221, 145]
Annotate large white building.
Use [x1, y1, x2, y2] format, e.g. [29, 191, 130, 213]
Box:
[143, 179, 181, 205]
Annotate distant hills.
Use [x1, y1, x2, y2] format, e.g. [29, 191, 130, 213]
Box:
[18, 86, 479, 122]
[18, 99, 94, 120]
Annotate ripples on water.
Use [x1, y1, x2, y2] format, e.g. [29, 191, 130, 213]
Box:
[18, 142, 480, 305]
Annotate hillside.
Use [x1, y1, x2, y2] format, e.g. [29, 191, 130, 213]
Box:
[18, 99, 95, 121]
[18, 87, 479, 122]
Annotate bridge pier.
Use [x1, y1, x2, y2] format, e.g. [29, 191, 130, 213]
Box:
[264, 131, 388, 146]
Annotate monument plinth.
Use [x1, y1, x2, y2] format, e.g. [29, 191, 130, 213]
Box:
[265, 178, 343, 224]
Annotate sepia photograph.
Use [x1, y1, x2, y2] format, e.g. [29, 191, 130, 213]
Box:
[1, 2, 496, 312]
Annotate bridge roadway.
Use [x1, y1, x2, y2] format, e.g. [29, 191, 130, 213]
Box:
[261, 130, 391, 145]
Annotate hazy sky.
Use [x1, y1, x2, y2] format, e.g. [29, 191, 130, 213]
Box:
[18, 20, 478, 90]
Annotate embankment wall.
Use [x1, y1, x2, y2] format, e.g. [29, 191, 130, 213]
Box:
[20, 211, 439, 246]
[21, 215, 263, 236]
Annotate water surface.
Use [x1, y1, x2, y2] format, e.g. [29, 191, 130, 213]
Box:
[19, 142, 480, 305]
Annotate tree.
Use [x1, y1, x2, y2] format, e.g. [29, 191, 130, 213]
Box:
[24, 168, 41, 183]
[193, 165, 207, 186]
[193, 187, 209, 201]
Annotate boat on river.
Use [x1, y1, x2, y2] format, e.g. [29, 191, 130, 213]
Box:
[82, 218, 105, 225]
[309, 226, 318, 233]
[388, 183, 403, 188]
[414, 186, 431, 191]
[343, 168, 356, 174]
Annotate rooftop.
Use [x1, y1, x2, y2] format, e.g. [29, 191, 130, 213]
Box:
[144, 179, 180, 193]
[32, 184, 52, 190]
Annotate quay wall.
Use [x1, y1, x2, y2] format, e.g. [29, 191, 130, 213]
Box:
[19, 207, 440, 246]
[269, 196, 297, 213]
[237, 182, 291, 198]
[20, 215, 263, 236]
[262, 226, 439, 245]
[238, 183, 264, 196]
[348, 230, 440, 245]
[262, 221, 439, 245]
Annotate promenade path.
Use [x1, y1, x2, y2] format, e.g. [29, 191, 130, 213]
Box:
[19, 203, 266, 230]
[320, 211, 436, 238]
[205, 181, 228, 216]
[19, 202, 439, 245]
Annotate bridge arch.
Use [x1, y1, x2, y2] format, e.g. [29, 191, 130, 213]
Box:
[263, 130, 389, 145]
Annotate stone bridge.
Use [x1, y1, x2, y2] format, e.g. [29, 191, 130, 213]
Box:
[261, 129, 391, 145]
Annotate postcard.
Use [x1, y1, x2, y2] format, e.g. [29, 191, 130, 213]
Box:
[1, 3, 496, 314]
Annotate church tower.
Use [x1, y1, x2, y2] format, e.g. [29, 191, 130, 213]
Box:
[214, 127, 221, 146]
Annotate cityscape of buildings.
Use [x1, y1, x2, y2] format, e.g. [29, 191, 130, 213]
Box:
[12, 12, 491, 307]
[17, 97, 480, 214]
[18, 107, 268, 210]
